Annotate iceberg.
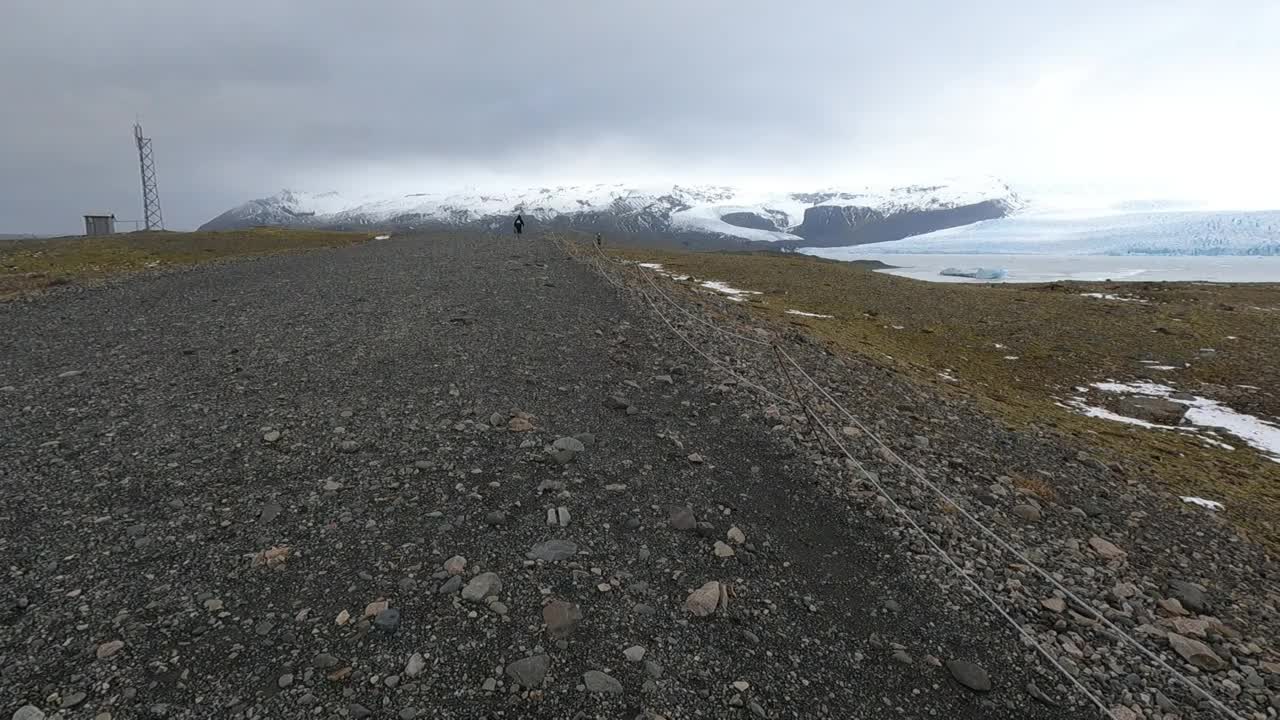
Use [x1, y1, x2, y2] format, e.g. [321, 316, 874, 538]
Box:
[939, 267, 1007, 280]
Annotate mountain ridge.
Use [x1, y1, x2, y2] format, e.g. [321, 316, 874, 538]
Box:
[200, 180, 1022, 249]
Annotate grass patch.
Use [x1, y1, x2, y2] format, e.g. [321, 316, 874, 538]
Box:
[0, 228, 376, 299]
[607, 245, 1280, 552]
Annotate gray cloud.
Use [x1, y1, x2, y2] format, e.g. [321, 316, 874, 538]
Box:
[2, 0, 1277, 233]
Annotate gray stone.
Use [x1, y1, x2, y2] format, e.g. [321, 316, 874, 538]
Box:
[552, 436, 585, 453]
[505, 654, 551, 688]
[461, 572, 503, 603]
[438, 575, 462, 594]
[624, 645, 646, 662]
[1168, 632, 1225, 671]
[1167, 580, 1210, 613]
[484, 510, 506, 525]
[12, 706, 45, 720]
[277, 673, 294, 688]
[1012, 504, 1041, 522]
[404, 652, 427, 677]
[373, 608, 401, 633]
[1117, 396, 1187, 425]
[946, 660, 992, 692]
[891, 650, 913, 665]
[669, 507, 697, 531]
[543, 599, 582, 639]
[398, 709, 419, 720]
[527, 539, 578, 562]
[1088, 536, 1126, 561]
[583, 670, 623, 694]
[349, 704, 372, 719]
[312, 653, 339, 669]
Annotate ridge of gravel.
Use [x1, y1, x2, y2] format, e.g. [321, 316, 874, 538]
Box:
[579, 244, 1280, 720]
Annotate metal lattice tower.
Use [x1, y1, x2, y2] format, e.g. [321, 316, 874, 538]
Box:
[133, 123, 164, 231]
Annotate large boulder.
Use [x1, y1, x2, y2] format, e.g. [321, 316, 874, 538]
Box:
[1116, 396, 1188, 425]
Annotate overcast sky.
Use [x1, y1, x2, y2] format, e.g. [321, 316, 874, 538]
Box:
[2, 1, 1277, 233]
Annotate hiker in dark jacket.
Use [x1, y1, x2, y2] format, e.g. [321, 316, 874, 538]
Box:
[514, 214, 525, 236]
[595, 232, 603, 248]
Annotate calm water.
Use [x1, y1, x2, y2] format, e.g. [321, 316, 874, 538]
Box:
[807, 253, 1280, 284]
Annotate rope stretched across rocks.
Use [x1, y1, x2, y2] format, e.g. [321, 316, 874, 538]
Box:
[554, 232, 1246, 720]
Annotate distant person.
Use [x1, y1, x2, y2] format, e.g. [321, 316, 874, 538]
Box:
[595, 232, 603, 248]
[514, 214, 525, 236]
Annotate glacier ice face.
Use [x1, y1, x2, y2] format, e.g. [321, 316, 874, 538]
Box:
[809, 209, 1280, 256]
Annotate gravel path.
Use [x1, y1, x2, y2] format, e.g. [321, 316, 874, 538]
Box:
[0, 234, 1272, 720]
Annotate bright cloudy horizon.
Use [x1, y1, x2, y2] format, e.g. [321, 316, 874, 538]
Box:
[3, 0, 1278, 233]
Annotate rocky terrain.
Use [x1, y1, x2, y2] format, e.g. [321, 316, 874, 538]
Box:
[1, 232, 1276, 720]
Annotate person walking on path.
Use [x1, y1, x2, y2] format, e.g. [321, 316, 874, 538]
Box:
[595, 232, 603, 248]
[513, 214, 525, 237]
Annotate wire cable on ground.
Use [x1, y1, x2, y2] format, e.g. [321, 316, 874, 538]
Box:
[559, 234, 1245, 720]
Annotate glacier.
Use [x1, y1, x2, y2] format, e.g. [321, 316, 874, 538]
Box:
[803, 208, 1280, 257]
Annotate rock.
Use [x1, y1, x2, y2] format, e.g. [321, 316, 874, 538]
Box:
[583, 670, 623, 694]
[338, 439, 360, 453]
[505, 654, 551, 688]
[263, 430, 281, 443]
[1109, 707, 1138, 720]
[461, 573, 503, 603]
[405, 652, 427, 677]
[624, 645, 646, 662]
[1116, 396, 1188, 425]
[1041, 597, 1066, 613]
[1167, 580, 1210, 613]
[946, 660, 992, 692]
[1088, 536, 1126, 561]
[669, 507, 697, 531]
[398, 709, 419, 720]
[373, 608, 401, 633]
[685, 581, 721, 617]
[543, 599, 582, 639]
[688, 453, 704, 463]
[278, 674, 294, 688]
[489, 412, 506, 426]
[748, 701, 767, 718]
[96, 640, 125, 659]
[527, 539, 578, 562]
[1167, 632, 1226, 671]
[1011, 504, 1041, 522]
[484, 510, 506, 525]
[443, 555, 467, 575]
[508, 417, 534, 432]
[12, 706, 45, 720]
[312, 653, 339, 669]
[1112, 582, 1138, 599]
[606, 395, 631, 410]
[549, 448, 576, 465]
[891, 650, 913, 665]
[713, 541, 735, 557]
[1166, 616, 1212, 638]
[727, 526, 746, 544]
[349, 704, 372, 719]
[437, 575, 462, 594]
[363, 599, 389, 618]
[552, 436, 585, 453]
[1157, 597, 1189, 616]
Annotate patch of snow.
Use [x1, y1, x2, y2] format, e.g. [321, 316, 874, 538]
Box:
[1180, 496, 1225, 511]
[1145, 365, 1180, 371]
[1226, 336, 1239, 340]
[373, 234, 391, 240]
[1081, 293, 1150, 303]
[638, 262, 664, 270]
[700, 280, 762, 299]
[1080, 381, 1280, 462]
[786, 309, 833, 318]
[994, 343, 1007, 349]
[938, 370, 959, 382]
[891, 325, 905, 330]
[1003, 356, 1020, 360]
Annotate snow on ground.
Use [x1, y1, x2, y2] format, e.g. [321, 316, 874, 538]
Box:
[1180, 496, 1225, 511]
[700, 280, 762, 301]
[1067, 381, 1280, 462]
[785, 309, 834, 318]
[1081, 293, 1149, 303]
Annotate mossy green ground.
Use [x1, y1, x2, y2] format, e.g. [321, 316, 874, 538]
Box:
[0, 228, 373, 299]
[609, 245, 1280, 552]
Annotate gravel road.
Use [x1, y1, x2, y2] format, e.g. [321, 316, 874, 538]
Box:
[1, 234, 1274, 720]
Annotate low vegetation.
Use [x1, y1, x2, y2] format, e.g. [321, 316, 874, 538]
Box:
[608, 245, 1280, 551]
[0, 228, 374, 299]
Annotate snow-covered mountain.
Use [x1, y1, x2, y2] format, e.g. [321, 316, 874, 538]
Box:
[200, 179, 1022, 249]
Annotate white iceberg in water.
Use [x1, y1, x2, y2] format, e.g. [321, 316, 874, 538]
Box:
[939, 267, 1008, 280]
